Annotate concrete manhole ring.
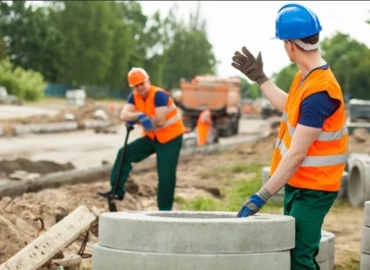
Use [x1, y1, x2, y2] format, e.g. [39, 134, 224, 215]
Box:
[98, 211, 295, 254]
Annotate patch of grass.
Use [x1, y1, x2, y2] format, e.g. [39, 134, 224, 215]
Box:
[179, 163, 281, 213]
[335, 258, 360, 270]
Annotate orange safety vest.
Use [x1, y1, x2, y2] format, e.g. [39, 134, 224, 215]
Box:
[133, 85, 185, 143]
[196, 110, 212, 146]
[270, 67, 348, 192]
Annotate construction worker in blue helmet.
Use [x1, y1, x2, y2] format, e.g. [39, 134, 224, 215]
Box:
[232, 3, 347, 270]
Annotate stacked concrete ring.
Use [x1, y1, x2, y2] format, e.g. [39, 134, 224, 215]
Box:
[262, 166, 349, 204]
[360, 201, 370, 270]
[348, 156, 370, 207]
[92, 211, 295, 270]
[316, 230, 335, 270]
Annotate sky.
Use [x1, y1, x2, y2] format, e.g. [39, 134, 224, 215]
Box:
[140, 1, 370, 78]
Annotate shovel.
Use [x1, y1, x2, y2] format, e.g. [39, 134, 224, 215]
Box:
[107, 124, 134, 212]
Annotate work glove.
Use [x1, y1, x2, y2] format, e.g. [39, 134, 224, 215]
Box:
[125, 120, 136, 127]
[137, 113, 156, 131]
[237, 186, 272, 218]
[231, 46, 269, 87]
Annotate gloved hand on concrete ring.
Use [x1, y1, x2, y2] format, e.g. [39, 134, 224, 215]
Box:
[237, 186, 272, 218]
[137, 113, 156, 131]
[231, 46, 269, 87]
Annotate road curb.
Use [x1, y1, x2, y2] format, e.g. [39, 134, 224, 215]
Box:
[1, 120, 113, 137]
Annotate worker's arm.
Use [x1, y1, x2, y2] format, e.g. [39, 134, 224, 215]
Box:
[151, 91, 169, 127]
[259, 80, 287, 112]
[231, 46, 287, 111]
[120, 94, 140, 121]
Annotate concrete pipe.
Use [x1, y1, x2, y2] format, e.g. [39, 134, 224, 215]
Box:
[361, 253, 370, 270]
[348, 156, 370, 207]
[93, 211, 295, 270]
[92, 244, 290, 270]
[365, 201, 370, 227]
[345, 153, 370, 172]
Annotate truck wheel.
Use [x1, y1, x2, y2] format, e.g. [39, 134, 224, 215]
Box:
[232, 120, 239, 135]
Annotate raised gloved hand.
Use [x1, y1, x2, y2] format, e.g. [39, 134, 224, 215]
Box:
[237, 186, 272, 218]
[137, 113, 156, 131]
[231, 46, 269, 87]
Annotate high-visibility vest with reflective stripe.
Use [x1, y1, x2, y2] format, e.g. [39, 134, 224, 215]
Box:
[270, 67, 348, 192]
[133, 85, 185, 143]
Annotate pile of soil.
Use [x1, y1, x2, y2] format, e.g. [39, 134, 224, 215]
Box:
[0, 158, 75, 179]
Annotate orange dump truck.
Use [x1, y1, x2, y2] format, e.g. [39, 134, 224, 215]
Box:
[176, 75, 241, 137]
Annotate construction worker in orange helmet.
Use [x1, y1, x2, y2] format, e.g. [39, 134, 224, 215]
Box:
[231, 3, 347, 270]
[98, 67, 185, 211]
[196, 109, 214, 146]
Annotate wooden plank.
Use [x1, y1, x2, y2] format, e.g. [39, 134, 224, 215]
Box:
[0, 205, 97, 270]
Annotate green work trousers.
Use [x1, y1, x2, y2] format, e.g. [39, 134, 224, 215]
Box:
[109, 134, 183, 211]
[284, 184, 338, 270]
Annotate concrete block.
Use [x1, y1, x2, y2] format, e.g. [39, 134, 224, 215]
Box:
[361, 253, 370, 270]
[365, 201, 370, 227]
[98, 211, 295, 254]
[319, 231, 335, 270]
[92, 243, 291, 270]
[13, 122, 78, 135]
[318, 260, 329, 270]
[348, 156, 370, 207]
[316, 233, 329, 263]
[361, 227, 370, 254]
[82, 120, 112, 129]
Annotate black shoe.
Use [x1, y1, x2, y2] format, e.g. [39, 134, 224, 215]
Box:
[97, 191, 124, 201]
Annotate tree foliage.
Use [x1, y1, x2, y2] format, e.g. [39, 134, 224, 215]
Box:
[0, 0, 217, 99]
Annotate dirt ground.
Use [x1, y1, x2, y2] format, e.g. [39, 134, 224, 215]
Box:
[0, 130, 368, 269]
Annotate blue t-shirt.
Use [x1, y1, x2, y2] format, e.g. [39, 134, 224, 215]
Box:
[127, 90, 169, 107]
[298, 64, 341, 128]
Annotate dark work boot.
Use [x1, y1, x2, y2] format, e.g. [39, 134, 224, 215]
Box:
[97, 191, 124, 201]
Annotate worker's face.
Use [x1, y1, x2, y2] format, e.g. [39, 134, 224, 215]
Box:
[133, 80, 150, 97]
[283, 40, 297, 62]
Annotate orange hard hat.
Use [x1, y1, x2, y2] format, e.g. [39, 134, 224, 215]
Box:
[127, 67, 149, 87]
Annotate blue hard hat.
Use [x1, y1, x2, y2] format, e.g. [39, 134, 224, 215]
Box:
[275, 3, 322, 40]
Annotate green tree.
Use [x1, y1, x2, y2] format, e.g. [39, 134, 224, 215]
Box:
[162, 2, 217, 89]
[240, 77, 260, 99]
[321, 31, 370, 99]
[271, 63, 298, 93]
[55, 1, 115, 86]
[0, 1, 65, 82]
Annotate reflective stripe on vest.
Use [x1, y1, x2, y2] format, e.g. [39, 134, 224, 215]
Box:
[276, 111, 347, 167]
[281, 112, 348, 141]
[152, 103, 181, 131]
